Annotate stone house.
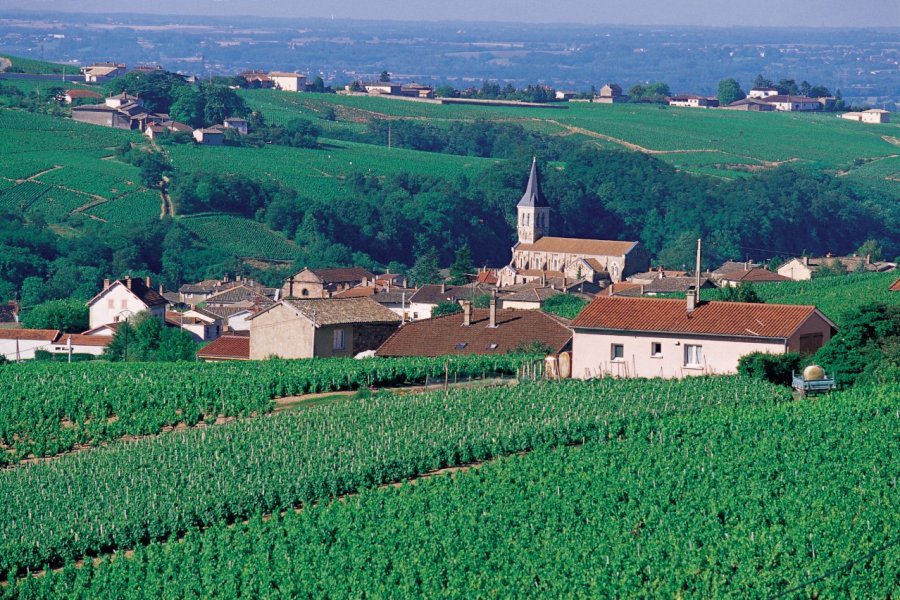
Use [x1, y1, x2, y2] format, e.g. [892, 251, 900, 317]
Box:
[281, 267, 375, 299]
[570, 292, 836, 379]
[80, 62, 127, 83]
[595, 83, 628, 103]
[223, 117, 249, 135]
[248, 298, 400, 360]
[193, 127, 225, 145]
[668, 95, 719, 108]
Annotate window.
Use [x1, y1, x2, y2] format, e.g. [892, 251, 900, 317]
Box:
[455, 342, 468, 350]
[301, 288, 310, 297]
[332, 329, 345, 352]
[120, 299, 127, 309]
[486, 343, 499, 350]
[107, 299, 114, 309]
[651, 342, 662, 357]
[611, 344, 624, 361]
[684, 344, 703, 367]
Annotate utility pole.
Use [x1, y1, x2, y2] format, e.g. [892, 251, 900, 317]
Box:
[696, 238, 702, 298]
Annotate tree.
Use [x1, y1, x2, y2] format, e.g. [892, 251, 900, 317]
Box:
[103, 311, 198, 362]
[379, 70, 391, 83]
[21, 298, 89, 332]
[719, 283, 762, 303]
[448, 245, 475, 285]
[815, 259, 847, 277]
[717, 78, 745, 106]
[432, 300, 461, 317]
[752, 74, 773, 90]
[776, 78, 800, 96]
[856, 239, 883, 262]
[409, 247, 442, 286]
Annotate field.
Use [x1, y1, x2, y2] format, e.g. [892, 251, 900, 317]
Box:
[177, 213, 299, 260]
[0, 54, 80, 75]
[241, 90, 900, 191]
[165, 138, 494, 202]
[1, 370, 896, 597]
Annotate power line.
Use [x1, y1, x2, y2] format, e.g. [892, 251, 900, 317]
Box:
[768, 535, 900, 599]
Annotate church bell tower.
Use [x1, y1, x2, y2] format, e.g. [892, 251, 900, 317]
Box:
[517, 157, 550, 245]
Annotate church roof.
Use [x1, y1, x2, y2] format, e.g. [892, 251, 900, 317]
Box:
[516, 237, 638, 257]
[517, 157, 549, 208]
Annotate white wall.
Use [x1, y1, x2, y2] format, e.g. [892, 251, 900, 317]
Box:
[89, 283, 164, 329]
[572, 330, 786, 379]
[408, 302, 434, 321]
[0, 338, 56, 361]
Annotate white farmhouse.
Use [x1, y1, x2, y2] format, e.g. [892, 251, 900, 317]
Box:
[87, 276, 167, 330]
[269, 72, 305, 92]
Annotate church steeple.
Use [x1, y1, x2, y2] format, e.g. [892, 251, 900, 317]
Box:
[517, 157, 550, 245]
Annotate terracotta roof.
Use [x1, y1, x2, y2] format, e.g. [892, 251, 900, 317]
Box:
[165, 311, 207, 326]
[0, 329, 60, 341]
[475, 270, 499, 285]
[500, 287, 562, 303]
[377, 309, 572, 357]
[332, 286, 376, 299]
[409, 283, 491, 305]
[720, 268, 790, 283]
[262, 298, 401, 326]
[58, 334, 111, 347]
[889, 278, 900, 292]
[762, 95, 822, 103]
[82, 322, 120, 335]
[599, 282, 643, 296]
[66, 89, 103, 99]
[517, 237, 637, 257]
[571, 296, 833, 339]
[313, 267, 375, 284]
[196, 335, 250, 361]
[269, 72, 304, 78]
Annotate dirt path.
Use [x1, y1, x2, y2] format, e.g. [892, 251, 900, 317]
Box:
[16, 165, 63, 183]
[545, 119, 721, 156]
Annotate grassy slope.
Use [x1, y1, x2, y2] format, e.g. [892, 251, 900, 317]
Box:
[0, 53, 81, 75]
[241, 90, 900, 191]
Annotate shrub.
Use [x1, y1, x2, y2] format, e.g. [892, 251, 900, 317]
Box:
[737, 352, 803, 386]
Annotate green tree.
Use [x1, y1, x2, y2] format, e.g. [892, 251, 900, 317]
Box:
[448, 245, 475, 285]
[410, 248, 442, 286]
[815, 259, 847, 278]
[542, 294, 589, 319]
[379, 70, 391, 83]
[815, 303, 900, 386]
[752, 74, 773, 89]
[719, 283, 762, 303]
[717, 78, 746, 106]
[21, 298, 89, 332]
[776, 78, 800, 95]
[432, 300, 461, 317]
[856, 239, 883, 262]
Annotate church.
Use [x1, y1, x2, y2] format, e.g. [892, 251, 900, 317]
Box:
[497, 158, 649, 287]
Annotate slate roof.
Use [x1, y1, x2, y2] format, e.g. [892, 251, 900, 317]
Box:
[571, 296, 834, 339]
[517, 237, 638, 257]
[196, 335, 250, 361]
[259, 298, 401, 327]
[517, 157, 549, 208]
[376, 309, 572, 357]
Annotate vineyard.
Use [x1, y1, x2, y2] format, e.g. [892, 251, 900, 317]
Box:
[86, 189, 161, 223]
[2, 377, 897, 597]
[177, 213, 300, 260]
[0, 355, 525, 465]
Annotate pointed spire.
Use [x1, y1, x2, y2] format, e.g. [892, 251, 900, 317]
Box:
[517, 156, 549, 208]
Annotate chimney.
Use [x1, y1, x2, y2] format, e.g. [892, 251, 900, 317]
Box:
[866, 254, 871, 265]
[488, 294, 497, 328]
[686, 286, 697, 314]
[462, 301, 471, 326]
[441, 282, 446, 293]
[104, 278, 110, 289]
[802, 256, 809, 266]
[146, 276, 151, 288]
[125, 275, 132, 290]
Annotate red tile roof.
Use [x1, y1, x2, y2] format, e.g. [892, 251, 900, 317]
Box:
[313, 267, 376, 284]
[66, 89, 103, 99]
[376, 309, 572, 357]
[0, 329, 60, 341]
[196, 335, 250, 361]
[516, 237, 637, 257]
[332, 286, 376, 299]
[58, 334, 111, 347]
[571, 296, 831, 339]
[889, 278, 900, 292]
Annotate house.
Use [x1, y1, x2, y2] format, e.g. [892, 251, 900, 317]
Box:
[165, 311, 220, 342]
[777, 255, 896, 281]
[497, 286, 563, 310]
[595, 83, 628, 104]
[47, 333, 111, 357]
[376, 299, 572, 357]
[761, 95, 822, 112]
[81, 322, 120, 337]
[570, 293, 837, 379]
[269, 72, 305, 92]
[193, 127, 225, 145]
[201, 305, 259, 332]
[87, 276, 167, 330]
[668, 95, 719, 108]
[248, 298, 401, 360]
[204, 284, 278, 308]
[64, 89, 103, 104]
[555, 91, 577, 101]
[105, 92, 141, 109]
[72, 94, 162, 131]
[197, 332, 250, 362]
[400, 83, 435, 99]
[710, 260, 762, 283]
[841, 109, 891, 124]
[722, 98, 775, 112]
[80, 62, 127, 83]
[144, 124, 167, 140]
[625, 270, 716, 296]
[361, 82, 402, 95]
[407, 283, 491, 321]
[281, 267, 376, 299]
[0, 329, 60, 361]
[223, 117, 249, 135]
[500, 158, 649, 286]
[748, 87, 780, 99]
[240, 71, 274, 88]
[718, 268, 790, 287]
[133, 64, 164, 74]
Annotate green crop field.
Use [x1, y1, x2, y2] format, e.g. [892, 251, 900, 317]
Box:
[178, 213, 300, 260]
[0, 54, 81, 75]
[166, 138, 494, 202]
[2, 375, 896, 597]
[241, 91, 900, 193]
[86, 189, 162, 223]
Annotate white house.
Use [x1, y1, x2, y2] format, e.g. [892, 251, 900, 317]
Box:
[570, 292, 836, 379]
[748, 87, 779, 99]
[47, 334, 111, 357]
[165, 311, 221, 342]
[0, 329, 60, 361]
[87, 276, 168, 330]
[80, 62, 127, 83]
[223, 117, 249, 135]
[269, 72, 305, 92]
[762, 95, 821, 112]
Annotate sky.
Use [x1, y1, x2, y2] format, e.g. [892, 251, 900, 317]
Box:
[2, 0, 899, 28]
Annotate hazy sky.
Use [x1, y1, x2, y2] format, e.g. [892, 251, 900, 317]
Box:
[3, 0, 899, 28]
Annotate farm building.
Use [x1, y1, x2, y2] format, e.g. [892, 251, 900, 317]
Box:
[595, 83, 628, 103]
[841, 109, 891, 124]
[760, 95, 822, 112]
[376, 299, 571, 358]
[722, 98, 775, 112]
[223, 117, 249, 135]
[718, 268, 790, 287]
[269, 72, 305, 92]
[570, 293, 836, 379]
[193, 127, 225, 145]
[499, 158, 649, 286]
[0, 329, 60, 361]
[47, 333, 111, 357]
[248, 298, 400, 360]
[80, 62, 127, 83]
[748, 87, 779, 99]
[668, 95, 719, 108]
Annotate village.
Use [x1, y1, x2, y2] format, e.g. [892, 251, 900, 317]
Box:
[2, 157, 895, 379]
